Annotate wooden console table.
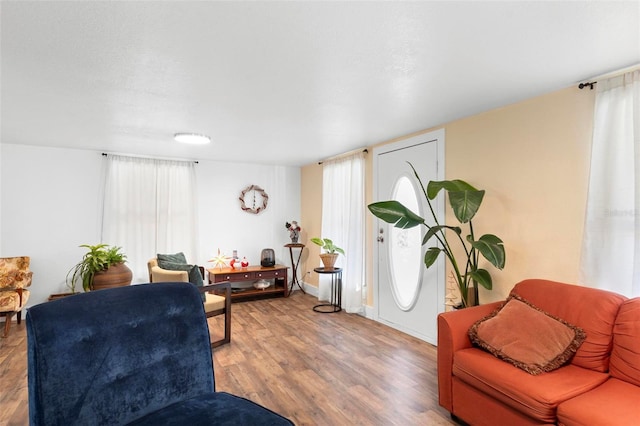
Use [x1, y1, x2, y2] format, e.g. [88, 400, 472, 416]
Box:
[207, 264, 289, 301]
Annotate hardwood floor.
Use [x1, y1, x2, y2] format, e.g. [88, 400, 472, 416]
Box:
[0, 291, 456, 425]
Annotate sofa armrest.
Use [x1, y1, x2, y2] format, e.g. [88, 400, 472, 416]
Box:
[150, 266, 189, 283]
[437, 301, 502, 411]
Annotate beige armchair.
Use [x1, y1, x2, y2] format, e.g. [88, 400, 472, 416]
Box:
[148, 258, 231, 348]
[1, 256, 33, 337]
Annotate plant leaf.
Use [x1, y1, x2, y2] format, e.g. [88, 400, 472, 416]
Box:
[470, 269, 492, 290]
[448, 190, 485, 223]
[368, 201, 424, 229]
[423, 225, 461, 245]
[426, 179, 478, 200]
[472, 234, 506, 269]
[424, 247, 442, 268]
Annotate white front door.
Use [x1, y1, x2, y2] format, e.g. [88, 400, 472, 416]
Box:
[373, 129, 445, 344]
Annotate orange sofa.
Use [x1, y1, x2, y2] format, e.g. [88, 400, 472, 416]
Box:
[437, 279, 640, 425]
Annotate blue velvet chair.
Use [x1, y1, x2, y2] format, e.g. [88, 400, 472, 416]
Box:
[27, 282, 294, 425]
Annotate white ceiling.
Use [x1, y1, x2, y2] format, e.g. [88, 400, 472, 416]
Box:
[2, 1, 639, 167]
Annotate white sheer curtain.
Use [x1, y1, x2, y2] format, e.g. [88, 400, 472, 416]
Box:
[101, 155, 198, 283]
[580, 70, 640, 297]
[319, 152, 365, 313]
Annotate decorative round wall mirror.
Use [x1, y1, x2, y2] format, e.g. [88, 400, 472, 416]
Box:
[239, 185, 269, 214]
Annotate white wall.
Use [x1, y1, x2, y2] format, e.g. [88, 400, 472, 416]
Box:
[195, 159, 301, 271]
[0, 140, 3, 247]
[0, 143, 300, 307]
[0, 144, 104, 307]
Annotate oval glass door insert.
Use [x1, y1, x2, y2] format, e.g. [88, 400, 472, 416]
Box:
[388, 175, 423, 311]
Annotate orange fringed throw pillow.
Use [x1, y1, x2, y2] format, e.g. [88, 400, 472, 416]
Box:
[469, 294, 586, 375]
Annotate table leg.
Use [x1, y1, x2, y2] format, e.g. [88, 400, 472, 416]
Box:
[287, 246, 306, 295]
[313, 270, 342, 313]
[336, 272, 342, 308]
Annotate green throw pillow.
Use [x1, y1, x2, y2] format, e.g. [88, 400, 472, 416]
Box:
[156, 257, 205, 301]
[157, 252, 188, 265]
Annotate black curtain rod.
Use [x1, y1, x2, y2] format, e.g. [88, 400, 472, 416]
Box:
[579, 81, 597, 90]
[318, 148, 368, 165]
[102, 152, 199, 164]
[578, 64, 639, 90]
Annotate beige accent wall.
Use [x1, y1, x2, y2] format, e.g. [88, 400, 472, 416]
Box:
[301, 86, 596, 305]
[300, 163, 323, 286]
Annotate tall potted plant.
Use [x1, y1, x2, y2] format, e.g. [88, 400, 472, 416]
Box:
[66, 244, 132, 292]
[310, 237, 344, 269]
[368, 163, 505, 308]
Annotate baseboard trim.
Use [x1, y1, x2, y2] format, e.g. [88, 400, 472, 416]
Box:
[294, 281, 318, 297]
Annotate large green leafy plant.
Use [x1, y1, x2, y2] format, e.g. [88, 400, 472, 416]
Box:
[368, 163, 505, 308]
[66, 243, 127, 292]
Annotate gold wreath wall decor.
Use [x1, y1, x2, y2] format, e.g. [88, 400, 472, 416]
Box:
[239, 185, 269, 214]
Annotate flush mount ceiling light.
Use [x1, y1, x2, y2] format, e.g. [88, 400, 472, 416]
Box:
[173, 133, 211, 145]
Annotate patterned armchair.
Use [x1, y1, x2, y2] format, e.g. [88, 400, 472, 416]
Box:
[1, 256, 33, 337]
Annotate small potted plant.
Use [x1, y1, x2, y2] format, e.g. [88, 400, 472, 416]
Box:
[310, 237, 345, 269]
[66, 244, 132, 292]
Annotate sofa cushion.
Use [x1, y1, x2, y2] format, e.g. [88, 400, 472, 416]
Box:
[469, 294, 586, 375]
[453, 348, 609, 423]
[610, 297, 640, 387]
[203, 293, 225, 313]
[556, 378, 640, 426]
[510, 279, 627, 372]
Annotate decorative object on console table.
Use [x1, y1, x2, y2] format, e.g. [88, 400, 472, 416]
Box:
[208, 248, 230, 270]
[261, 248, 276, 267]
[285, 243, 306, 295]
[229, 250, 240, 269]
[208, 264, 289, 301]
[313, 267, 342, 313]
[368, 162, 505, 308]
[253, 279, 270, 290]
[310, 237, 344, 270]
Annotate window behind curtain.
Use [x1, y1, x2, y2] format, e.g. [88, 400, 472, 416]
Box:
[580, 70, 639, 297]
[101, 155, 198, 282]
[319, 151, 366, 313]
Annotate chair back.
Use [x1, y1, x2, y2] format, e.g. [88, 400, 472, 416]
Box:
[27, 283, 215, 425]
[0, 256, 32, 290]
